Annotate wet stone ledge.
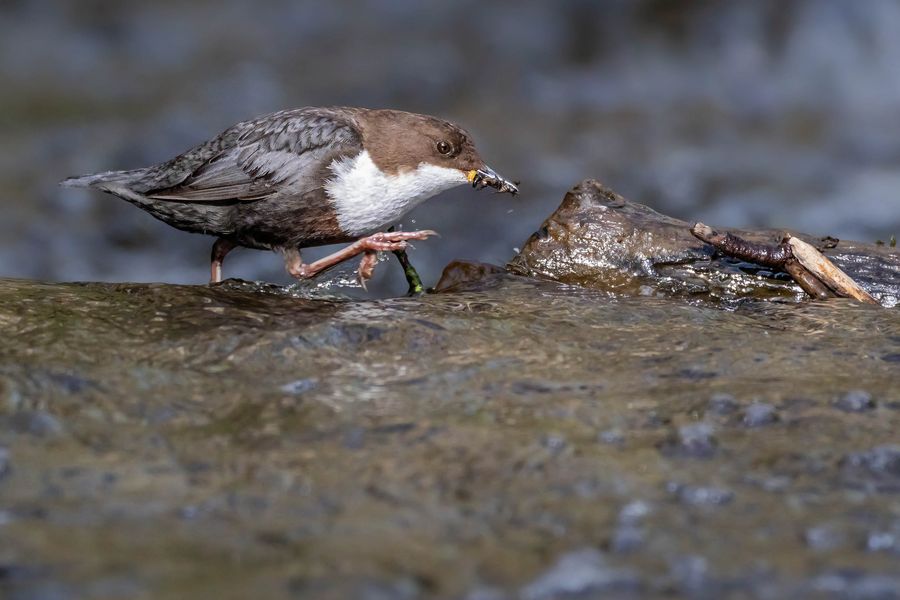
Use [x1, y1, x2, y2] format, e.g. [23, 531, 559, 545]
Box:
[0, 272, 899, 598]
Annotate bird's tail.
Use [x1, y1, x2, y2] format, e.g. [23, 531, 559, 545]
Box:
[60, 168, 148, 190]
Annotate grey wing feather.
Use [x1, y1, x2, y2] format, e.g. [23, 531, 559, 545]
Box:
[141, 108, 361, 203]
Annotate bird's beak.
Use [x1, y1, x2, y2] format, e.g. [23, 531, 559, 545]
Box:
[467, 166, 518, 195]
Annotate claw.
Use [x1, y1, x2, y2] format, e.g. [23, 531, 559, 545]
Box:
[357, 251, 378, 290]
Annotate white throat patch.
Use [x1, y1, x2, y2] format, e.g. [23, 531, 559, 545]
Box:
[324, 150, 468, 236]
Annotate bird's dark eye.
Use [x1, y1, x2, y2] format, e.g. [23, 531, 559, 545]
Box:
[436, 140, 452, 155]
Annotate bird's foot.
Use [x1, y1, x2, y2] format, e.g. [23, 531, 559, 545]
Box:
[284, 230, 438, 288]
[354, 230, 437, 289]
[356, 230, 437, 253]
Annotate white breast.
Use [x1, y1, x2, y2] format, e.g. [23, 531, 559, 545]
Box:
[324, 150, 468, 237]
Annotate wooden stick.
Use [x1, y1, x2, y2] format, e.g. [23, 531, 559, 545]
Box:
[692, 222, 835, 299]
[691, 223, 879, 304]
[783, 258, 833, 300]
[786, 236, 879, 304]
[690, 223, 791, 268]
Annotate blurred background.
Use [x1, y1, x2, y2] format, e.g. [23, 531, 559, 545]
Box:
[2, 0, 899, 293]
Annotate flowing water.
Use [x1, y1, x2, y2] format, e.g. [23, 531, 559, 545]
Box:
[4, 0, 900, 293]
[1, 274, 898, 599]
[2, 2, 900, 597]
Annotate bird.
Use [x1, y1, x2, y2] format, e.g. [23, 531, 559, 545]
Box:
[61, 106, 518, 288]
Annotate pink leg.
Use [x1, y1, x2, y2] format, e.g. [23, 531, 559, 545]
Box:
[283, 230, 437, 288]
[210, 238, 237, 284]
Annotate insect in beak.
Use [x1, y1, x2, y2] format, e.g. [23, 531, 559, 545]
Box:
[467, 166, 519, 195]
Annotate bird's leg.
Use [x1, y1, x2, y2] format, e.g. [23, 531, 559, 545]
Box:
[283, 230, 437, 288]
[210, 238, 237, 284]
[388, 226, 425, 296]
[394, 249, 426, 296]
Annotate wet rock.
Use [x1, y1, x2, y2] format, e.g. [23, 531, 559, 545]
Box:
[834, 390, 876, 412]
[520, 548, 641, 600]
[508, 180, 900, 303]
[0, 447, 9, 479]
[434, 260, 507, 292]
[742, 403, 779, 427]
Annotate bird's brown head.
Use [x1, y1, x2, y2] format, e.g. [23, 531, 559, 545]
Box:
[356, 109, 518, 195]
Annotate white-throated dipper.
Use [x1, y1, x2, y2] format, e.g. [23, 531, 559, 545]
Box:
[62, 106, 518, 288]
